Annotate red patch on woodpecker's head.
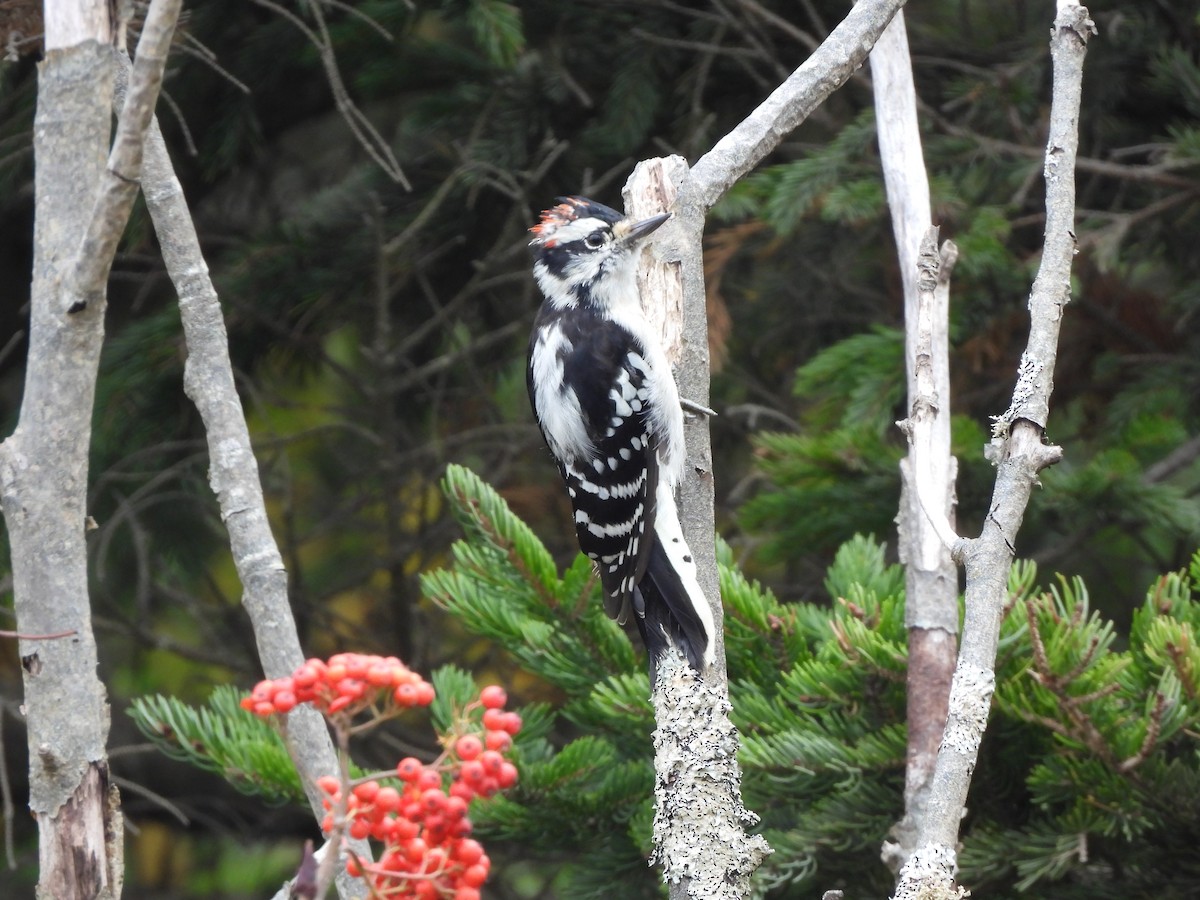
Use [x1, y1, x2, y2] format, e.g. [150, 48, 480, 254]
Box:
[529, 198, 588, 245]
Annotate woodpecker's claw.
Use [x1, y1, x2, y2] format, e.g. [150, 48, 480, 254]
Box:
[680, 398, 717, 419]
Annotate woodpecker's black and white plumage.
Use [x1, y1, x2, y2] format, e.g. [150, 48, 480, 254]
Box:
[526, 196, 716, 677]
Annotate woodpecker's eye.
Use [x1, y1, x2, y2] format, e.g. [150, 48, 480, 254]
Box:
[584, 231, 606, 250]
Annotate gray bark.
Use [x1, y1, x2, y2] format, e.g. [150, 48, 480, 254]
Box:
[131, 67, 367, 900]
[625, 160, 770, 900]
[1, 38, 120, 900]
[869, 11, 960, 868]
[618, 2, 914, 895]
[893, 5, 1096, 896]
[1, 3, 180, 895]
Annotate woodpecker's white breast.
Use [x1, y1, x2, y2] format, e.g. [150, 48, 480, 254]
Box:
[529, 322, 594, 463]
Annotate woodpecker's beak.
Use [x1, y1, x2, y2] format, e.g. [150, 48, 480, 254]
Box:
[622, 212, 671, 244]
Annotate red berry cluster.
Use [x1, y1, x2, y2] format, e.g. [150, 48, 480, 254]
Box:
[243, 662, 521, 899]
[241, 653, 435, 718]
[323, 684, 521, 899]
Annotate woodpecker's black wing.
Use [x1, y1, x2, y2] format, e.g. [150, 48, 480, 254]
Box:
[527, 308, 659, 624]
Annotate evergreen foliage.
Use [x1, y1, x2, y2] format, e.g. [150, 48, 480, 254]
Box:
[127, 471, 1200, 896]
[422, 466, 1200, 897]
[129, 686, 305, 805]
[3, 0, 1200, 893]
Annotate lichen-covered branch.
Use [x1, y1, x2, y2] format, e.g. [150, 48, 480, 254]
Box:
[619, 4, 928, 896]
[893, 5, 1096, 896]
[624, 160, 770, 900]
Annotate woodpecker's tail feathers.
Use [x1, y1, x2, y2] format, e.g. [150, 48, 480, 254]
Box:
[633, 541, 711, 679]
[633, 484, 717, 680]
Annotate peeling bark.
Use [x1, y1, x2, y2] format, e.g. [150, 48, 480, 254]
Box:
[870, 12, 961, 869]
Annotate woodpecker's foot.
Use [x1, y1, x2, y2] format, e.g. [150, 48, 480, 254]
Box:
[681, 398, 717, 419]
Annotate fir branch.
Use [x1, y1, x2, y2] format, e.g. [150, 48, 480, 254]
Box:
[128, 687, 305, 804]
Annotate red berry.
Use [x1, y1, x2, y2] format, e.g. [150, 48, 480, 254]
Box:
[479, 685, 507, 709]
[316, 775, 341, 795]
[392, 816, 418, 841]
[422, 788, 447, 813]
[485, 730, 511, 751]
[404, 838, 428, 863]
[353, 780, 380, 803]
[455, 839, 484, 865]
[424, 813, 446, 838]
[415, 681, 436, 706]
[380, 847, 408, 871]
[481, 708, 506, 731]
[416, 768, 442, 791]
[497, 761, 518, 789]
[365, 661, 392, 686]
[455, 735, 484, 761]
[454, 888, 482, 900]
[394, 683, 419, 706]
[327, 695, 352, 714]
[479, 750, 504, 775]
[397, 758, 424, 781]
[502, 711, 523, 735]
[349, 818, 371, 840]
[374, 786, 401, 813]
[445, 795, 469, 820]
[461, 864, 488, 888]
[459, 760, 485, 785]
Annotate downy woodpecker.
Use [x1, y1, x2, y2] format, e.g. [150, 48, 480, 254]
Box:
[526, 196, 716, 678]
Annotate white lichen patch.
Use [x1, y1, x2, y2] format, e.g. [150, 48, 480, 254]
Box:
[650, 650, 771, 899]
[892, 844, 969, 900]
[941, 663, 995, 756]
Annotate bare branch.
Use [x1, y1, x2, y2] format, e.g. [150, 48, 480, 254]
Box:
[894, 4, 1096, 895]
[248, 0, 409, 188]
[125, 59, 369, 899]
[1, 35, 122, 898]
[683, 0, 908, 212]
[625, 159, 770, 900]
[869, 12, 961, 872]
[899, 231, 962, 555]
[67, 0, 182, 313]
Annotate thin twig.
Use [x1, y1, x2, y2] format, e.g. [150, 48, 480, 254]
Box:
[248, 0, 409, 188]
[0, 710, 14, 869]
[110, 774, 190, 826]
